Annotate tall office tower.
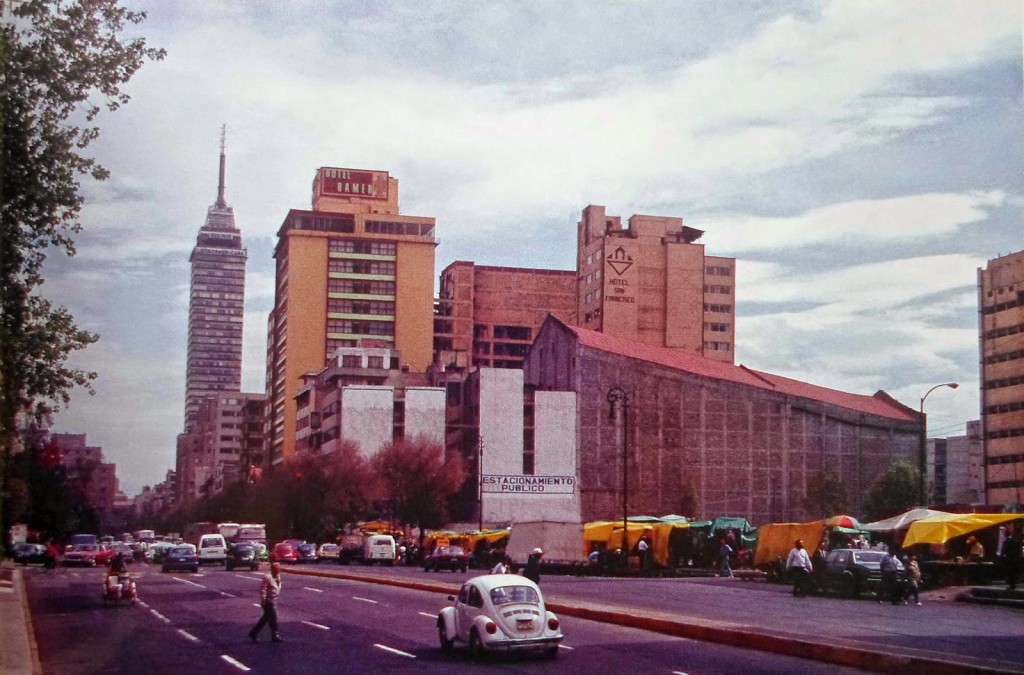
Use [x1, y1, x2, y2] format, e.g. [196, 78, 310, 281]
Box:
[265, 167, 436, 466]
[433, 262, 577, 369]
[978, 250, 1024, 505]
[576, 205, 736, 363]
[184, 131, 247, 432]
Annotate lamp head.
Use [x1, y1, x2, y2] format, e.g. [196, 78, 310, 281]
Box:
[948, 382, 959, 390]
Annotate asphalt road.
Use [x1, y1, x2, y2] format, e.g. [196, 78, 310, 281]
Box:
[26, 562, 862, 674]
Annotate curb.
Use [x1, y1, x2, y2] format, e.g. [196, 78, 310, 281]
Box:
[284, 566, 1024, 674]
[18, 567, 42, 675]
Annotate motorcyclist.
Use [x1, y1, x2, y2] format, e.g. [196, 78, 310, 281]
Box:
[44, 541, 60, 570]
[109, 551, 128, 575]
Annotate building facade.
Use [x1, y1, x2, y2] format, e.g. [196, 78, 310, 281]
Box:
[576, 205, 736, 363]
[49, 432, 119, 524]
[184, 137, 247, 432]
[524, 317, 920, 525]
[434, 262, 576, 369]
[978, 249, 1024, 506]
[928, 420, 984, 506]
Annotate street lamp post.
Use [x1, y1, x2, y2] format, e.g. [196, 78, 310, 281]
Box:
[477, 435, 484, 532]
[607, 387, 629, 569]
[919, 382, 959, 506]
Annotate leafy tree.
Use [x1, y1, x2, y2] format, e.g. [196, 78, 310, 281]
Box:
[804, 470, 848, 518]
[0, 0, 163, 548]
[372, 436, 467, 546]
[862, 459, 921, 521]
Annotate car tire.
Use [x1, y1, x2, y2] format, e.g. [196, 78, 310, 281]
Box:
[438, 623, 454, 654]
[469, 629, 484, 660]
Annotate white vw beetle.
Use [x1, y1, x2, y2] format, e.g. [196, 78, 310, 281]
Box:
[437, 574, 562, 659]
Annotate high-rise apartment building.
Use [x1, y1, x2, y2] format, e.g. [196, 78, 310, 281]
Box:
[184, 134, 247, 431]
[576, 205, 736, 363]
[434, 262, 576, 369]
[266, 167, 436, 466]
[978, 250, 1024, 505]
[928, 420, 984, 506]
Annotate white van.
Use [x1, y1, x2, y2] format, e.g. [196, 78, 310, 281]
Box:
[197, 534, 227, 565]
[363, 535, 397, 565]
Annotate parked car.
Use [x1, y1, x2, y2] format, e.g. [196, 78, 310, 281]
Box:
[317, 543, 340, 563]
[252, 542, 269, 561]
[144, 541, 177, 564]
[63, 544, 113, 567]
[817, 549, 901, 597]
[197, 534, 227, 566]
[424, 545, 470, 573]
[295, 543, 318, 564]
[271, 542, 298, 564]
[437, 574, 562, 659]
[226, 543, 260, 571]
[12, 543, 48, 565]
[162, 544, 199, 573]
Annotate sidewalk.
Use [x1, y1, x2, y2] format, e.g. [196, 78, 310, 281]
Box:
[0, 560, 41, 675]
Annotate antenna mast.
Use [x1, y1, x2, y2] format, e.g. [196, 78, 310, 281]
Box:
[216, 124, 227, 208]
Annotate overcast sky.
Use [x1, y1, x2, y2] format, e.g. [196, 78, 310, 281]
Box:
[42, 1, 1023, 497]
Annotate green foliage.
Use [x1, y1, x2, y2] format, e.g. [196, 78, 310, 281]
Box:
[372, 436, 467, 536]
[863, 459, 921, 521]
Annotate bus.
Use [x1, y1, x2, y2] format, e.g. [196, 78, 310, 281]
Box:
[133, 529, 155, 542]
[236, 524, 266, 545]
[183, 522, 218, 545]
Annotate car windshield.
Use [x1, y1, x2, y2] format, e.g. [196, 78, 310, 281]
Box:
[490, 585, 540, 606]
[852, 551, 887, 563]
[437, 546, 464, 556]
[234, 544, 254, 552]
[171, 546, 195, 555]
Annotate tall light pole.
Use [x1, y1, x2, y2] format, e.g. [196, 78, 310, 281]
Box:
[919, 382, 959, 506]
[607, 387, 629, 569]
[477, 435, 484, 532]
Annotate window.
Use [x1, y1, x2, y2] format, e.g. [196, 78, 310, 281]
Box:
[328, 259, 395, 275]
[367, 356, 384, 369]
[341, 355, 360, 367]
[328, 239, 395, 256]
[705, 322, 729, 332]
[705, 265, 731, 276]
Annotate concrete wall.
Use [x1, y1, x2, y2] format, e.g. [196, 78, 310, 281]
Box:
[404, 387, 446, 446]
[341, 386, 395, 457]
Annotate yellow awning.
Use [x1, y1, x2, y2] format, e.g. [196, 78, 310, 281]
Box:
[753, 520, 826, 567]
[902, 513, 1021, 547]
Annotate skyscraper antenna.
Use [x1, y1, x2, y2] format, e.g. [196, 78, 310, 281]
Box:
[216, 124, 227, 208]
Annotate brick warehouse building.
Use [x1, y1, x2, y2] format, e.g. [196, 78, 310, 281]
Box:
[524, 317, 921, 525]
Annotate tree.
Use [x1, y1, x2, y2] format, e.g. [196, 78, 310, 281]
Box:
[0, 0, 163, 547]
[862, 459, 921, 521]
[372, 437, 467, 545]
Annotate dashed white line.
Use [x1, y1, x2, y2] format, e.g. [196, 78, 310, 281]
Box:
[252, 603, 261, 608]
[302, 620, 330, 630]
[219, 591, 236, 598]
[418, 612, 435, 618]
[373, 643, 416, 659]
[172, 576, 205, 588]
[150, 609, 171, 624]
[672, 671, 691, 675]
[559, 644, 575, 650]
[303, 586, 324, 593]
[178, 629, 201, 643]
[221, 654, 252, 671]
[353, 596, 378, 604]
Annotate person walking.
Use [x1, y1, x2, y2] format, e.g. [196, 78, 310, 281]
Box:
[879, 549, 903, 605]
[491, 554, 512, 575]
[249, 561, 284, 643]
[1003, 528, 1022, 591]
[904, 555, 922, 605]
[717, 538, 734, 578]
[786, 539, 813, 597]
[523, 548, 543, 585]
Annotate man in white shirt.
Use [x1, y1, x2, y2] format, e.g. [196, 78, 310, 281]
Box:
[786, 539, 814, 597]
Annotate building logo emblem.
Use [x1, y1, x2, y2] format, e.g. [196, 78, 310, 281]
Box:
[606, 247, 633, 276]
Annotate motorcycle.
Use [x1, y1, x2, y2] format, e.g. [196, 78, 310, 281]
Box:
[103, 572, 138, 606]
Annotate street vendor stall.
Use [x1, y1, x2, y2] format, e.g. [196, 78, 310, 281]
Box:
[753, 520, 826, 570]
[902, 513, 1021, 548]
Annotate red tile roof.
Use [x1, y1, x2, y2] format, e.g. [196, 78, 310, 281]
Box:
[564, 323, 917, 423]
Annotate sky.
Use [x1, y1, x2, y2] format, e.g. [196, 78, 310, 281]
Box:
[40, 1, 1023, 497]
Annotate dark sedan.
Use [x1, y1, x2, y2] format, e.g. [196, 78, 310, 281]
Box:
[817, 549, 899, 597]
[226, 543, 260, 571]
[423, 545, 469, 573]
[295, 543, 318, 564]
[12, 543, 48, 565]
[162, 544, 199, 573]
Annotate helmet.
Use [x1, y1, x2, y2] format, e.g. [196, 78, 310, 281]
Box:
[533, 547, 543, 555]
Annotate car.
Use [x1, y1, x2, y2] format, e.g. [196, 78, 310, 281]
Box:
[271, 542, 298, 564]
[295, 542, 318, 564]
[817, 549, 903, 597]
[252, 542, 269, 561]
[226, 543, 260, 571]
[63, 544, 110, 567]
[162, 544, 200, 573]
[424, 545, 469, 573]
[12, 543, 47, 565]
[144, 541, 177, 564]
[316, 543, 340, 563]
[110, 542, 134, 562]
[197, 534, 227, 566]
[438, 574, 562, 659]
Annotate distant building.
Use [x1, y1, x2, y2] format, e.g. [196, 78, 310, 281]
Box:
[576, 205, 737, 363]
[265, 167, 437, 466]
[49, 432, 119, 524]
[978, 250, 1024, 506]
[434, 262, 576, 369]
[184, 132, 247, 432]
[928, 420, 984, 506]
[524, 316, 920, 525]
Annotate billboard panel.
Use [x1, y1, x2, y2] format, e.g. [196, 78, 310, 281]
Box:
[317, 167, 389, 201]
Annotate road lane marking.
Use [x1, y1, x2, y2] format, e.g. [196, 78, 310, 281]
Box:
[672, 671, 691, 675]
[303, 586, 324, 593]
[219, 591, 236, 598]
[221, 655, 251, 672]
[353, 596, 378, 604]
[252, 603, 261, 608]
[373, 643, 415, 659]
[178, 629, 201, 643]
[559, 644, 575, 650]
[172, 576, 205, 588]
[302, 620, 330, 630]
[150, 609, 171, 624]
[418, 612, 435, 618]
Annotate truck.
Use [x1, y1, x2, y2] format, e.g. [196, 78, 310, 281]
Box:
[506, 521, 586, 573]
[336, 533, 397, 565]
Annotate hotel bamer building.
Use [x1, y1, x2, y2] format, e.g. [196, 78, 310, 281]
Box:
[265, 168, 436, 465]
[979, 250, 1024, 505]
[576, 205, 736, 363]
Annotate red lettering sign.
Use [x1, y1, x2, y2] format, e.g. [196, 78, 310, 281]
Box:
[317, 167, 389, 201]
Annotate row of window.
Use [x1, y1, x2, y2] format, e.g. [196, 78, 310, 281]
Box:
[982, 296, 1021, 314]
[985, 400, 1024, 415]
[339, 354, 391, 369]
[704, 303, 732, 313]
[986, 453, 1024, 465]
[328, 279, 395, 296]
[328, 239, 396, 256]
[987, 427, 1024, 440]
[584, 307, 604, 324]
[327, 299, 395, 316]
[326, 319, 394, 336]
[984, 375, 1024, 390]
[584, 289, 603, 304]
[704, 284, 732, 294]
[293, 215, 355, 233]
[582, 269, 603, 284]
[984, 349, 1024, 366]
[988, 480, 1024, 489]
[705, 322, 730, 332]
[985, 284, 1018, 297]
[704, 341, 731, 351]
[328, 260, 396, 275]
[984, 323, 1024, 340]
[705, 266, 731, 276]
[365, 220, 435, 237]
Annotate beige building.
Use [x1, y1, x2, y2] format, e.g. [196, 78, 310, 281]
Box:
[434, 262, 576, 369]
[576, 205, 736, 363]
[928, 420, 984, 506]
[978, 250, 1024, 505]
[265, 167, 437, 466]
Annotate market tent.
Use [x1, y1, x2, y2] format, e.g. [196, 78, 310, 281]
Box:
[752, 520, 826, 567]
[650, 520, 691, 567]
[710, 516, 754, 533]
[902, 513, 1022, 547]
[861, 508, 951, 532]
[606, 522, 651, 552]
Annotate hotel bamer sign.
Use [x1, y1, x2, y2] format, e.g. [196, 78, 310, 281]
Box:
[605, 246, 636, 304]
[482, 475, 576, 495]
[317, 167, 389, 201]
